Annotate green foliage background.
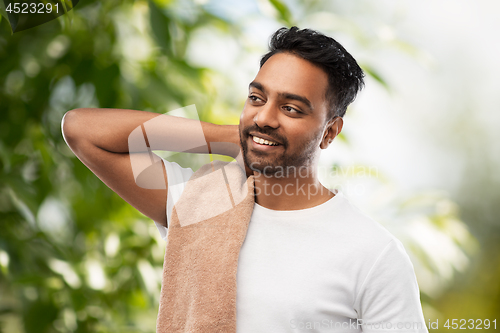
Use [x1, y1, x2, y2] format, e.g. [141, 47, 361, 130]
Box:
[0, 0, 498, 332]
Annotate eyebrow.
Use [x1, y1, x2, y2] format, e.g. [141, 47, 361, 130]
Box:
[249, 81, 314, 111]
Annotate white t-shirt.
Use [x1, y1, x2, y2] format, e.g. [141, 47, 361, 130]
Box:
[155, 159, 429, 333]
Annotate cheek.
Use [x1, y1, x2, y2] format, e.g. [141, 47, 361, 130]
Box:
[289, 124, 324, 148]
[240, 103, 251, 123]
[240, 106, 259, 129]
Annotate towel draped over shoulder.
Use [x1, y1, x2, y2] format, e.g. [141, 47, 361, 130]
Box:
[157, 160, 255, 333]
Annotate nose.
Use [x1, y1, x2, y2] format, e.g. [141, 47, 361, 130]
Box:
[253, 103, 279, 129]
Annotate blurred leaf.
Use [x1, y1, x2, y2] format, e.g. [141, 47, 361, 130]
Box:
[22, 300, 58, 333]
[0, 1, 8, 22]
[269, 0, 294, 25]
[361, 64, 390, 90]
[149, 0, 173, 56]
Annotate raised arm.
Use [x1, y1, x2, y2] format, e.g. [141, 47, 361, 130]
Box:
[61, 108, 241, 226]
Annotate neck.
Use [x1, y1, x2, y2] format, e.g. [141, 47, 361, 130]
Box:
[252, 167, 335, 210]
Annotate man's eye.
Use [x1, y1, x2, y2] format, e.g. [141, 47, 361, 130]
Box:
[248, 95, 262, 102]
[283, 106, 301, 114]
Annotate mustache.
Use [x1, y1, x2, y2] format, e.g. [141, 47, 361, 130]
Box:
[242, 124, 288, 147]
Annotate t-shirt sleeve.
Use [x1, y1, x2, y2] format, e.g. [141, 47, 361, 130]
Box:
[153, 158, 194, 241]
[353, 238, 428, 333]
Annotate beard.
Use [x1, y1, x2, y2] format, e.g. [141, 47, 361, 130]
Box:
[239, 124, 319, 177]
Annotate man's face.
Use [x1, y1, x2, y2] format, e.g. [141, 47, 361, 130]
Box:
[239, 52, 331, 176]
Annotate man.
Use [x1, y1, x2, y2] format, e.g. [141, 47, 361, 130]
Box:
[62, 27, 428, 332]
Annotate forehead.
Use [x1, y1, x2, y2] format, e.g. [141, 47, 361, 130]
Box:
[253, 52, 329, 108]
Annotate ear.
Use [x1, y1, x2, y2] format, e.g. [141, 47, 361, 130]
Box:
[320, 116, 343, 149]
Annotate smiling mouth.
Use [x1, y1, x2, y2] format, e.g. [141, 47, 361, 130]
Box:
[251, 135, 280, 146]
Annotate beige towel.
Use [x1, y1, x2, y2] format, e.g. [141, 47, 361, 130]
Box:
[157, 160, 255, 332]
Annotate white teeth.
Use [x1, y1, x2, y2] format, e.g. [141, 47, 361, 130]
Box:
[252, 135, 278, 146]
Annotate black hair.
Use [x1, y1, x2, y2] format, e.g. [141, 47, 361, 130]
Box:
[260, 26, 365, 119]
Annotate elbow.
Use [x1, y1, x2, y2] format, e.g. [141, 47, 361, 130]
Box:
[61, 108, 84, 149]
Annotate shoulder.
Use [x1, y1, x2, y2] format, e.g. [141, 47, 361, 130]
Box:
[153, 159, 194, 240]
[330, 192, 397, 248]
[162, 158, 195, 187]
